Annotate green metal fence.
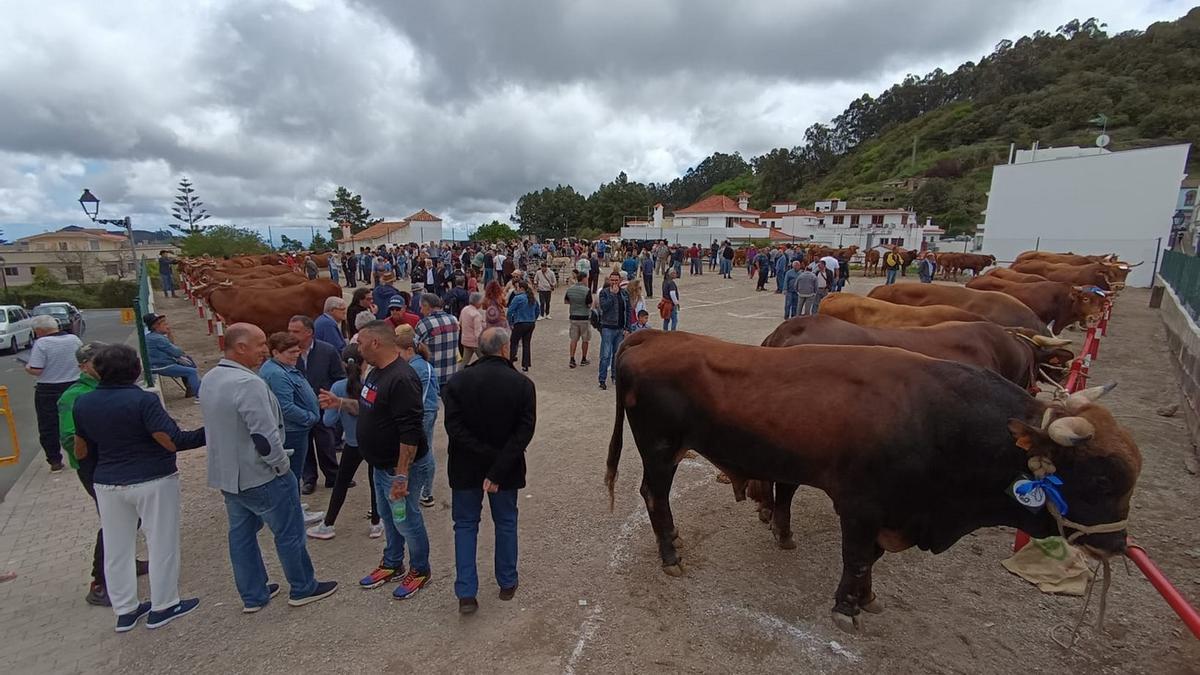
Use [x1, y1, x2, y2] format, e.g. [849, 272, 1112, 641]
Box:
[135, 260, 154, 387]
[1160, 249, 1200, 321]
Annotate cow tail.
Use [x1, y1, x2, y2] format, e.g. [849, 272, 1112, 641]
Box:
[605, 388, 626, 513]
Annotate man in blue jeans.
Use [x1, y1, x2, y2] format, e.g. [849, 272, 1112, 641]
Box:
[200, 323, 338, 612]
[323, 321, 432, 600]
[596, 272, 630, 391]
[443, 327, 536, 614]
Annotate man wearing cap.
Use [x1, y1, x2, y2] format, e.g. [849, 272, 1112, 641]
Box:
[371, 272, 401, 320]
[144, 314, 202, 398]
[385, 294, 421, 330]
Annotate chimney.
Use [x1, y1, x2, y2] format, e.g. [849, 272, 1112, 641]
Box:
[653, 203, 664, 228]
[736, 191, 750, 211]
[340, 220, 351, 240]
[925, 217, 932, 228]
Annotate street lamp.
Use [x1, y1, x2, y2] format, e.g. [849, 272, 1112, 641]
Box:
[78, 189, 138, 276]
[0, 255, 7, 297]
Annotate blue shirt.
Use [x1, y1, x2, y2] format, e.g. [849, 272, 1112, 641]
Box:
[640, 256, 654, 275]
[506, 292, 540, 325]
[313, 313, 346, 352]
[259, 358, 320, 432]
[408, 355, 440, 414]
[372, 284, 401, 320]
[73, 384, 205, 485]
[322, 379, 358, 447]
[145, 330, 185, 370]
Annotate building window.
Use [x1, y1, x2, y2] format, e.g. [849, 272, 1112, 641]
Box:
[58, 242, 69, 251]
[65, 265, 83, 282]
[104, 263, 119, 276]
[850, 214, 860, 225]
[871, 215, 884, 225]
[901, 214, 909, 225]
[832, 215, 845, 225]
[29, 267, 36, 275]
[90, 240, 101, 251]
[3, 267, 15, 277]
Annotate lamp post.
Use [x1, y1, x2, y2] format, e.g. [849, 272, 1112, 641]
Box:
[0, 255, 7, 297]
[78, 189, 138, 277]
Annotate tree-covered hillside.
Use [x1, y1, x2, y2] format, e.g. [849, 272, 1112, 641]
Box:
[512, 12, 1200, 239]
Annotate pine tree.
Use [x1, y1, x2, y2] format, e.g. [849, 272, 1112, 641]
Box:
[327, 186, 381, 240]
[170, 178, 211, 233]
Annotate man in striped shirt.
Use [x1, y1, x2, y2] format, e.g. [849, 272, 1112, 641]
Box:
[414, 293, 460, 388]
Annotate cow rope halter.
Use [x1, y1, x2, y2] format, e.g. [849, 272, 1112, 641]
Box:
[1030, 412, 1126, 649]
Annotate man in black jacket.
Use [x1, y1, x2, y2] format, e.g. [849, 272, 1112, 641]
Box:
[288, 315, 346, 494]
[443, 327, 537, 615]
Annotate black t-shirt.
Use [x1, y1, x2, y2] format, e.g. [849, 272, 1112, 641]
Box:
[663, 279, 679, 302]
[483, 253, 495, 269]
[357, 357, 427, 470]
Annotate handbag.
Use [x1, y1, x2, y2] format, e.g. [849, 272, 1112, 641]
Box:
[657, 297, 673, 320]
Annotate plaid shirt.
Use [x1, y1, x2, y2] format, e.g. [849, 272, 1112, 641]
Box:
[414, 310, 460, 385]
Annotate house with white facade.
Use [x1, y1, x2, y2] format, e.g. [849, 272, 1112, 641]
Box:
[337, 209, 444, 251]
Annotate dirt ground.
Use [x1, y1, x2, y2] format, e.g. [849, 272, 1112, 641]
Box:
[120, 267, 1200, 674]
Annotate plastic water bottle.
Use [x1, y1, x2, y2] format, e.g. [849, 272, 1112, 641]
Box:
[391, 494, 406, 523]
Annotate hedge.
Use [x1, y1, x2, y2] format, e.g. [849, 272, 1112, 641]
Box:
[0, 279, 139, 309]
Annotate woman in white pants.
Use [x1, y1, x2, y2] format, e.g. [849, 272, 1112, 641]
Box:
[73, 345, 206, 632]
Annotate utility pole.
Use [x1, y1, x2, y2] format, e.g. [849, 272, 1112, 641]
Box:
[911, 136, 918, 167]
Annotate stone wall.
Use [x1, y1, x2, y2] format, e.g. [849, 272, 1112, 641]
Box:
[1157, 275, 1200, 444]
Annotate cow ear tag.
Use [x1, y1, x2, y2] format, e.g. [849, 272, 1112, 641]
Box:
[1008, 474, 1045, 512]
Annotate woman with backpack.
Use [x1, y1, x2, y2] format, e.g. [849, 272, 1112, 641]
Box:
[534, 264, 557, 319]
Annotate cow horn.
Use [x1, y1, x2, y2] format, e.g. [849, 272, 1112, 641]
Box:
[1127, 260, 1144, 267]
[1030, 335, 1072, 348]
[1064, 382, 1117, 412]
[1047, 416, 1095, 447]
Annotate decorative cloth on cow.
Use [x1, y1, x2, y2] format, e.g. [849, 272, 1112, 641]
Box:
[1001, 536, 1093, 596]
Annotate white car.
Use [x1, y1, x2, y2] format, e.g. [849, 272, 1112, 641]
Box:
[0, 305, 34, 354]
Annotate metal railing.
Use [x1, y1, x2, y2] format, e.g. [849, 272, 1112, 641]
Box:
[0, 386, 19, 466]
[1159, 249, 1200, 320]
[135, 260, 154, 387]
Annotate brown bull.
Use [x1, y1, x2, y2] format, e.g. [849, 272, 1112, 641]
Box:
[965, 275, 1106, 333]
[192, 273, 308, 299]
[1014, 251, 1116, 265]
[750, 315, 1074, 543]
[937, 252, 996, 280]
[607, 331, 1140, 632]
[868, 283, 1050, 335]
[1010, 260, 1116, 291]
[207, 279, 342, 334]
[819, 293, 986, 328]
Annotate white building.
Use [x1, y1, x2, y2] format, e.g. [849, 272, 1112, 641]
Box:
[980, 144, 1191, 287]
[337, 209, 444, 251]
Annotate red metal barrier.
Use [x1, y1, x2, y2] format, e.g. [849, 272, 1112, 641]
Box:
[1012, 299, 1199, 640]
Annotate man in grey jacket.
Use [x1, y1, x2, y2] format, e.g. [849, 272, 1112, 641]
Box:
[200, 323, 338, 613]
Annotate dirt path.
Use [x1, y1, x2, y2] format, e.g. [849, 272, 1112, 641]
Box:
[123, 272, 1199, 674]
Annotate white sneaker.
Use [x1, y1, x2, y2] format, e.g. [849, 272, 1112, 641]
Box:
[368, 523, 384, 539]
[306, 523, 335, 540]
[303, 508, 325, 525]
[546, 314, 552, 320]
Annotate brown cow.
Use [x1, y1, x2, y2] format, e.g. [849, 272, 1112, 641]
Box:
[986, 267, 1050, 284]
[819, 293, 986, 328]
[606, 331, 1141, 632]
[937, 252, 996, 280]
[208, 279, 342, 334]
[863, 249, 880, 277]
[1014, 251, 1117, 265]
[868, 283, 1050, 335]
[751, 315, 1074, 544]
[1010, 260, 1115, 291]
[965, 275, 1106, 332]
[192, 273, 308, 300]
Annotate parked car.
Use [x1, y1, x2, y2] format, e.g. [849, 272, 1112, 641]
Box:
[0, 305, 34, 354]
[31, 302, 86, 336]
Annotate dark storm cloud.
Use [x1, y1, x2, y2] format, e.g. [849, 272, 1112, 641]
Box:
[354, 0, 1037, 98]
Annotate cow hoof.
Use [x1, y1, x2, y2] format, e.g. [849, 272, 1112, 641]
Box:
[663, 563, 686, 577]
[860, 597, 885, 614]
[715, 473, 732, 484]
[778, 536, 796, 550]
[757, 508, 771, 524]
[831, 611, 863, 634]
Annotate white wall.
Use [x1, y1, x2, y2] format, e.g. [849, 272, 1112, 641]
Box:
[981, 144, 1190, 287]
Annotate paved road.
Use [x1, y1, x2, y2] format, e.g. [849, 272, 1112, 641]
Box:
[0, 309, 133, 501]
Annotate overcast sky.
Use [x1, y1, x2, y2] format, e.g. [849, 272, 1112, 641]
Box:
[0, 0, 1192, 243]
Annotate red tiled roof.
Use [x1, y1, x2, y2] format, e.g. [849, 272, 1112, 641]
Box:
[674, 195, 761, 216]
[405, 209, 442, 222]
[768, 229, 798, 240]
[774, 208, 823, 217]
[737, 220, 766, 229]
[341, 220, 410, 242]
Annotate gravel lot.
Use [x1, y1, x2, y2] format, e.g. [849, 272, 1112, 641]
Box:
[122, 269, 1200, 674]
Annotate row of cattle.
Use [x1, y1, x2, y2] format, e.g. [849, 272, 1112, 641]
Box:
[177, 255, 342, 334]
[605, 250, 1142, 635]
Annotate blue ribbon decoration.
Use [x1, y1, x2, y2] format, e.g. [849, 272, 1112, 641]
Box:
[1082, 286, 1107, 298]
[1015, 474, 1069, 516]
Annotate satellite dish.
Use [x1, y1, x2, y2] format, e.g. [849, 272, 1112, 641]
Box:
[1096, 134, 1110, 148]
